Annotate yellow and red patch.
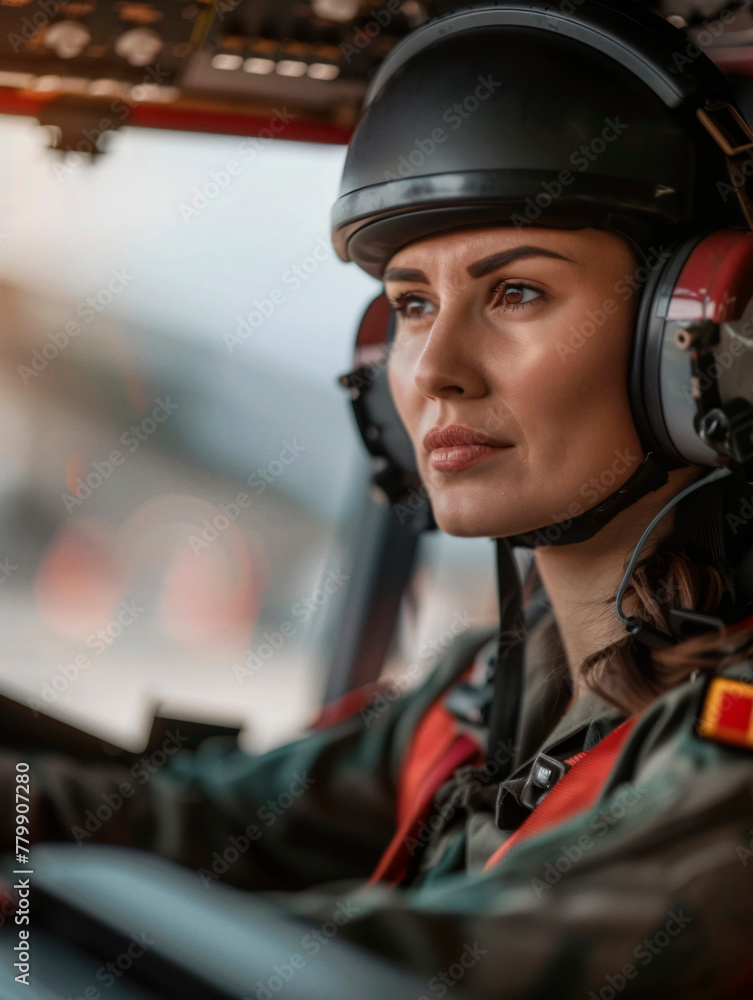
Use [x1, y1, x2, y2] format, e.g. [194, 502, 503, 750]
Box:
[698, 677, 753, 749]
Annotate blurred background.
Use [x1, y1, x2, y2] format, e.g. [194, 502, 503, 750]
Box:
[0, 115, 500, 754]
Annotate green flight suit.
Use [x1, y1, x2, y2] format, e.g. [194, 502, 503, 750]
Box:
[3, 598, 753, 999]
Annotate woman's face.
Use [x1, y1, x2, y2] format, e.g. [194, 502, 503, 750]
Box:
[385, 225, 647, 539]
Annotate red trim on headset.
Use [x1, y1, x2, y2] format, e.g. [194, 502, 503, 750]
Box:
[355, 294, 392, 348]
[667, 229, 753, 324]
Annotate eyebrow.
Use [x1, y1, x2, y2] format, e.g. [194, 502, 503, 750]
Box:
[382, 245, 576, 284]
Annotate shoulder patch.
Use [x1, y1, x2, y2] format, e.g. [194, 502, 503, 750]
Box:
[697, 676, 753, 749]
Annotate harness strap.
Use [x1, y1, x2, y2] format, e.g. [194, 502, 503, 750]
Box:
[310, 681, 384, 730]
[483, 716, 637, 872]
[368, 684, 483, 886]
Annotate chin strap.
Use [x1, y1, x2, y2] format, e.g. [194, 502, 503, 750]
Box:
[507, 452, 670, 549]
[615, 466, 733, 648]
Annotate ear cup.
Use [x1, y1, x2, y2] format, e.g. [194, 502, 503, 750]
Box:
[339, 295, 434, 530]
[630, 232, 709, 468]
[630, 228, 753, 471]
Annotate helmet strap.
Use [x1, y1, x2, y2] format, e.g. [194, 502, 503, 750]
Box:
[507, 452, 670, 549]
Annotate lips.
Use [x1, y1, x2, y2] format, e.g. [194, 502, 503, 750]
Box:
[423, 424, 511, 451]
[423, 424, 513, 473]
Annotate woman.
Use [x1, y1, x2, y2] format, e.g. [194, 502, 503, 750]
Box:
[296, 0, 753, 993]
[383, 223, 697, 700]
[6, 2, 753, 997]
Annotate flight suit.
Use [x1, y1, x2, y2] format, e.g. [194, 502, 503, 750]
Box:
[2, 593, 753, 999]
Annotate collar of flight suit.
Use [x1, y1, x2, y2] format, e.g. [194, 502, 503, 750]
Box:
[419, 598, 626, 877]
[446, 592, 623, 771]
[494, 603, 625, 829]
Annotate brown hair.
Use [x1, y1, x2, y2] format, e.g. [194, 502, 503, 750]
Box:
[573, 535, 753, 715]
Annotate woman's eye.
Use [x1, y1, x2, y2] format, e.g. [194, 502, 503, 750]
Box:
[389, 293, 434, 320]
[493, 282, 543, 309]
[387, 282, 543, 319]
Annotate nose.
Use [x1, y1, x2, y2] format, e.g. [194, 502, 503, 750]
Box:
[411, 300, 488, 400]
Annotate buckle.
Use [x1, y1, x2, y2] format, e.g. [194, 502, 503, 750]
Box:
[697, 100, 753, 157]
[519, 752, 568, 810]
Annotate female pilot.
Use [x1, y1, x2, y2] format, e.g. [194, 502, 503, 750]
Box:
[6, 2, 753, 997]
